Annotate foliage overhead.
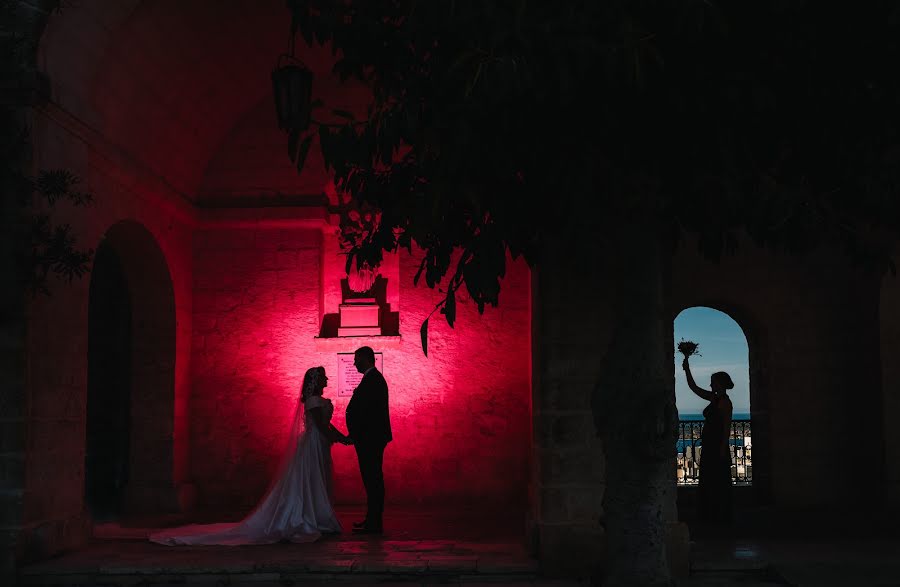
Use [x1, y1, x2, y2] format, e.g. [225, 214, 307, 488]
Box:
[1, 0, 93, 296]
[286, 0, 900, 334]
[26, 170, 94, 295]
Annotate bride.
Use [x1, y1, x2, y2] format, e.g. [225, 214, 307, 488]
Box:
[150, 366, 352, 545]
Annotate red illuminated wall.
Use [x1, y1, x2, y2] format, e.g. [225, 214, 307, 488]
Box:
[31, 0, 530, 532]
[190, 224, 531, 510]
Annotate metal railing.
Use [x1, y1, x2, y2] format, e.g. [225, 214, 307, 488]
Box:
[676, 419, 752, 486]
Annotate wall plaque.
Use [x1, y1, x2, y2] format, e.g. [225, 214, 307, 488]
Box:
[337, 352, 383, 397]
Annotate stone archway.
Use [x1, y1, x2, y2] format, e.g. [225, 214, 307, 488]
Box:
[88, 220, 178, 516]
[86, 240, 133, 519]
[672, 303, 774, 508]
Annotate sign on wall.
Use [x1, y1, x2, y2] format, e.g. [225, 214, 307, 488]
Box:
[337, 352, 383, 397]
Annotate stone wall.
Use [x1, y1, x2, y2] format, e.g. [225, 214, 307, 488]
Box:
[672, 236, 885, 508]
[530, 231, 690, 579]
[530, 235, 618, 576]
[199, 78, 370, 204]
[530, 230, 889, 577]
[190, 221, 325, 509]
[2, 2, 81, 578]
[15, 3, 899, 581]
[880, 257, 900, 508]
[391, 247, 531, 507]
[190, 222, 532, 510]
[20, 104, 195, 561]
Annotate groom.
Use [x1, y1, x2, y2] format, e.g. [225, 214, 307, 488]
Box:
[346, 346, 392, 534]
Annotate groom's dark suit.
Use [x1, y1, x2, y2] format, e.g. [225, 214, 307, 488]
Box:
[346, 368, 392, 530]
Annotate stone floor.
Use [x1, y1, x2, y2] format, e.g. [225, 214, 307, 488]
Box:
[689, 537, 900, 586]
[683, 498, 900, 586]
[19, 537, 544, 586]
[20, 506, 549, 586]
[17, 504, 900, 586]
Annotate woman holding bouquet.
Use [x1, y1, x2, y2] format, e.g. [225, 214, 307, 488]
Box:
[681, 349, 734, 526]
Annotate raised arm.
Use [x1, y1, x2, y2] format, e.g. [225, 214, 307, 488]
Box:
[682, 357, 714, 401]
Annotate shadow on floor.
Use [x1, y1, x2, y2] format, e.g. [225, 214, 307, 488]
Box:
[678, 485, 900, 541]
[678, 486, 900, 586]
[93, 504, 528, 542]
[20, 506, 544, 586]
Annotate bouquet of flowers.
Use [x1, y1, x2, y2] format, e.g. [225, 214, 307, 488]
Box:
[677, 339, 701, 359]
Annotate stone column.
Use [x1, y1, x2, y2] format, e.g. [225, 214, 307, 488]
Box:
[0, 2, 68, 581]
[531, 225, 689, 580]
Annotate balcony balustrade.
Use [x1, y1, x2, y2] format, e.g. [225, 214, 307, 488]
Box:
[676, 419, 752, 486]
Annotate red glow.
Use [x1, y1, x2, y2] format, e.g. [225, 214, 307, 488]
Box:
[34, 0, 532, 520]
[191, 230, 531, 510]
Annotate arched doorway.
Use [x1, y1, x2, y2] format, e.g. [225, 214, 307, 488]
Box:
[85, 220, 177, 520]
[674, 306, 751, 483]
[673, 305, 768, 526]
[86, 242, 133, 519]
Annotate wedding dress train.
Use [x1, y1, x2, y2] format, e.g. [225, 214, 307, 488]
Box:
[149, 395, 341, 545]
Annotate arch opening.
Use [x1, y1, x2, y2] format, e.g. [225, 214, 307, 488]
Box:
[86, 242, 133, 519]
[85, 220, 177, 520]
[674, 306, 751, 485]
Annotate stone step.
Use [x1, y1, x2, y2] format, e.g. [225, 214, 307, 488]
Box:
[339, 303, 380, 327]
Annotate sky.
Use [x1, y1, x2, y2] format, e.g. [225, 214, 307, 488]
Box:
[674, 306, 750, 415]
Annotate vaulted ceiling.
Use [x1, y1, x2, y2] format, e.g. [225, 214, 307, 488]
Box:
[38, 0, 365, 204]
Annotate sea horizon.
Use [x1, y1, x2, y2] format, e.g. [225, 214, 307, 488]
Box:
[679, 412, 751, 420]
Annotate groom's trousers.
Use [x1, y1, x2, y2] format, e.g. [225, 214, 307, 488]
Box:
[354, 441, 386, 528]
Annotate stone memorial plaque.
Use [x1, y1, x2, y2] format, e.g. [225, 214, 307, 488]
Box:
[337, 352, 383, 397]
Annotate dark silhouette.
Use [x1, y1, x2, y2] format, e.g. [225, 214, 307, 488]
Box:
[683, 356, 734, 526]
[149, 366, 348, 545]
[286, 3, 900, 581]
[346, 346, 392, 534]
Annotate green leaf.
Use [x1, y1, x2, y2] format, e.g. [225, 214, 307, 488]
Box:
[288, 129, 300, 161]
[443, 287, 456, 328]
[296, 135, 313, 172]
[314, 22, 329, 46]
[420, 318, 429, 357]
[413, 256, 427, 286]
[318, 126, 333, 170]
[299, 14, 314, 47]
[345, 252, 356, 275]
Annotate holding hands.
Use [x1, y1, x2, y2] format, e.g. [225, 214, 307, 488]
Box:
[325, 422, 353, 446]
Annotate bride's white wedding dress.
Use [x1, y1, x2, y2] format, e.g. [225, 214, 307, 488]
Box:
[150, 395, 342, 545]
